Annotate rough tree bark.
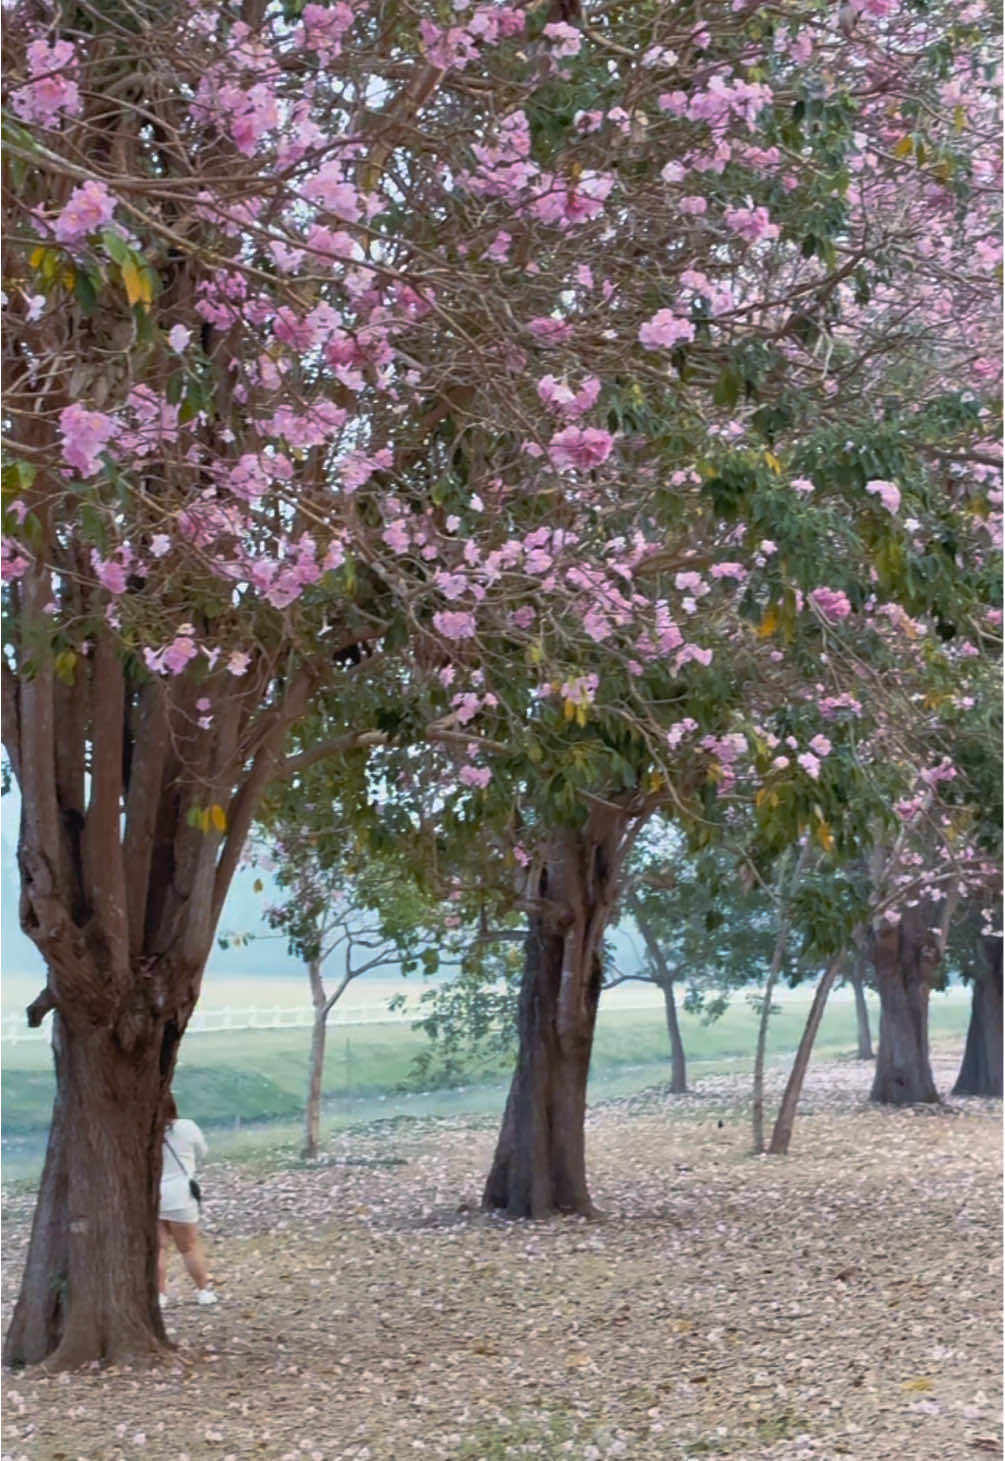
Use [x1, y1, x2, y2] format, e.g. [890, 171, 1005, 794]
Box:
[869, 899, 945, 1106]
[850, 960, 874, 1061]
[952, 935, 1003, 1098]
[2, 569, 315, 1369]
[483, 806, 640, 1218]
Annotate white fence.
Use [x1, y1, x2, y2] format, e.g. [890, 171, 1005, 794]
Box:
[0, 1002, 418, 1045]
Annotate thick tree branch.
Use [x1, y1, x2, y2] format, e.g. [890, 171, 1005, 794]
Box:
[26, 987, 56, 1027]
[81, 630, 129, 983]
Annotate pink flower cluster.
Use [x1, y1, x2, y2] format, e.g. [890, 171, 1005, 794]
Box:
[548, 427, 614, 471]
[59, 403, 117, 477]
[11, 40, 81, 127]
[865, 478, 901, 513]
[808, 587, 852, 623]
[638, 310, 696, 350]
[537, 375, 601, 418]
[53, 180, 117, 245]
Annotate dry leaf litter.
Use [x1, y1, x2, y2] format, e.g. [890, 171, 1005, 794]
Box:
[2, 1050, 1000, 1461]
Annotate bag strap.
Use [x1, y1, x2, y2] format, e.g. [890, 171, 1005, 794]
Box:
[163, 1131, 190, 1180]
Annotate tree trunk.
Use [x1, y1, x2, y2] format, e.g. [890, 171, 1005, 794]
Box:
[662, 978, 687, 1094]
[483, 812, 634, 1218]
[752, 844, 807, 1153]
[767, 954, 845, 1155]
[482, 916, 600, 1217]
[952, 936, 1003, 1098]
[869, 901, 942, 1105]
[850, 961, 873, 1061]
[628, 897, 685, 1093]
[303, 961, 328, 1159]
[4, 1008, 175, 1370]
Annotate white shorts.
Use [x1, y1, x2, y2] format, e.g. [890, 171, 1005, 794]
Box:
[160, 1176, 199, 1225]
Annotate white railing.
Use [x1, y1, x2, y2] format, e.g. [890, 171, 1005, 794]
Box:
[0, 1002, 419, 1045]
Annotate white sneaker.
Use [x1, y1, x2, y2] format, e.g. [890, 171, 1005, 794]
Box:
[158, 1293, 169, 1308]
[196, 1289, 218, 1306]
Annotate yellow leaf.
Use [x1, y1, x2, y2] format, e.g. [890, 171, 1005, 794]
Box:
[758, 605, 780, 638]
[816, 819, 835, 854]
[756, 786, 779, 811]
[763, 450, 782, 475]
[893, 136, 915, 159]
[903, 1377, 934, 1393]
[199, 807, 212, 834]
[121, 258, 152, 307]
[647, 772, 664, 793]
[527, 641, 543, 666]
[954, 104, 966, 134]
[62, 268, 76, 292]
[30, 246, 47, 270]
[210, 803, 227, 833]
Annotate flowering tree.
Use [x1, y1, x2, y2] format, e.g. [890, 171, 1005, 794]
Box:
[2, 0, 1000, 1361]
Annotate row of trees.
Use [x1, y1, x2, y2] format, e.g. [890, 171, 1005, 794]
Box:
[2, 0, 1000, 1368]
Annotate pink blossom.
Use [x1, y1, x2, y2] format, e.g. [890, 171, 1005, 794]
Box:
[340, 448, 392, 493]
[809, 587, 852, 623]
[771, 755, 790, 770]
[548, 426, 613, 471]
[11, 40, 81, 127]
[638, 310, 695, 350]
[1, 539, 31, 581]
[791, 476, 815, 496]
[710, 562, 747, 582]
[53, 180, 117, 245]
[168, 324, 191, 352]
[676, 644, 713, 668]
[667, 718, 698, 749]
[679, 195, 708, 215]
[59, 403, 117, 477]
[25, 295, 46, 322]
[452, 692, 481, 724]
[723, 205, 779, 243]
[818, 693, 861, 719]
[382, 520, 410, 554]
[149, 534, 172, 558]
[797, 752, 821, 780]
[808, 734, 832, 758]
[91, 550, 128, 596]
[433, 609, 477, 640]
[865, 478, 901, 513]
[527, 316, 574, 344]
[163, 633, 198, 675]
[460, 764, 492, 789]
[511, 605, 535, 629]
[542, 21, 581, 55]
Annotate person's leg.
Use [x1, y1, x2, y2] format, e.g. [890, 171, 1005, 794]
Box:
[158, 1221, 172, 1295]
[168, 1220, 212, 1291]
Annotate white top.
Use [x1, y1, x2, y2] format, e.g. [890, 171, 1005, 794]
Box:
[160, 1117, 208, 1214]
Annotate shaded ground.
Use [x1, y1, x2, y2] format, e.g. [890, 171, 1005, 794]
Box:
[2, 1051, 1000, 1461]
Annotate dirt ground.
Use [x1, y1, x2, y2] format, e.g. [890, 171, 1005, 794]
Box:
[2, 1050, 1001, 1461]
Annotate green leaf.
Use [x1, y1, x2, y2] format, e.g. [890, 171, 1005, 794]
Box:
[74, 270, 99, 317]
[101, 228, 129, 266]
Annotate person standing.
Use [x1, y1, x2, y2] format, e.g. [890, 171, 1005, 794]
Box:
[158, 1094, 217, 1306]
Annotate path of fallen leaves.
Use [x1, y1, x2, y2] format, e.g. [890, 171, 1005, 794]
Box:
[2, 1051, 1001, 1461]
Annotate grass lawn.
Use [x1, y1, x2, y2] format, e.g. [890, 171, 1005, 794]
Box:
[1, 985, 972, 1170]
